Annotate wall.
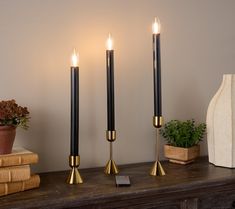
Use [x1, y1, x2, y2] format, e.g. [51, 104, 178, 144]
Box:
[0, 0, 234, 172]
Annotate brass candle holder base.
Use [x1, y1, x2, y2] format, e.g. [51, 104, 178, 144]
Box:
[67, 155, 83, 184]
[67, 167, 83, 184]
[150, 117, 166, 176]
[104, 159, 119, 175]
[150, 161, 166, 176]
[104, 130, 119, 175]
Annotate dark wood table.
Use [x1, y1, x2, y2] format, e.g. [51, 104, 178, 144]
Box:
[1, 157, 235, 209]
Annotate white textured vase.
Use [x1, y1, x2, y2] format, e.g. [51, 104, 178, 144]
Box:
[207, 74, 235, 168]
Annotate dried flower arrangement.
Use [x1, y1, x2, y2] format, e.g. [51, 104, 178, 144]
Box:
[0, 100, 30, 129]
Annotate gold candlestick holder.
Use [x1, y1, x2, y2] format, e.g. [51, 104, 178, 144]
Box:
[150, 116, 166, 176]
[104, 130, 119, 175]
[67, 155, 83, 184]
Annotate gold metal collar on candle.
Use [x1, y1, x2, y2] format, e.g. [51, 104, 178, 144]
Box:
[153, 116, 163, 128]
[69, 155, 80, 167]
[106, 130, 116, 142]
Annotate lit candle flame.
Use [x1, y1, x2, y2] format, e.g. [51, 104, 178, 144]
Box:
[152, 17, 161, 34]
[106, 33, 113, 50]
[71, 49, 79, 67]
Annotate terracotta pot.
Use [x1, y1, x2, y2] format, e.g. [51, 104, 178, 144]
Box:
[0, 126, 16, 155]
[164, 144, 200, 165]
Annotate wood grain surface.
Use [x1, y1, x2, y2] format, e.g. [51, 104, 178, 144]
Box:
[1, 157, 235, 209]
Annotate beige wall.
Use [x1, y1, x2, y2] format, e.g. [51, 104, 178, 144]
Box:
[0, 0, 234, 172]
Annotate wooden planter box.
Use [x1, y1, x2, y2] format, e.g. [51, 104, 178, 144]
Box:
[164, 144, 200, 164]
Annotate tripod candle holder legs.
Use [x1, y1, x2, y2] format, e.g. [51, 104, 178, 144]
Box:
[67, 155, 83, 184]
[104, 130, 119, 175]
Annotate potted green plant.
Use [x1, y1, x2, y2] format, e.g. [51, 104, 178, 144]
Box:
[0, 100, 29, 155]
[160, 119, 206, 164]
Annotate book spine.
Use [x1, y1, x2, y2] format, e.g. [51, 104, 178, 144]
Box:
[0, 175, 40, 196]
[0, 154, 39, 167]
[0, 165, 30, 183]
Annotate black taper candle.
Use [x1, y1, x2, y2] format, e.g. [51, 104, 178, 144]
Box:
[70, 52, 79, 156]
[106, 49, 115, 131]
[153, 19, 162, 117]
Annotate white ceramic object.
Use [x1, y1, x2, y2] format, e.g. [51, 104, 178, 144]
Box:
[207, 74, 235, 168]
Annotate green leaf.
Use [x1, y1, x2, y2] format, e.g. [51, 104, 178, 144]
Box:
[160, 119, 206, 148]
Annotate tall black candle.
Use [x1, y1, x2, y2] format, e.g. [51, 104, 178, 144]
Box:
[71, 50, 79, 156]
[106, 34, 115, 131]
[152, 18, 162, 117]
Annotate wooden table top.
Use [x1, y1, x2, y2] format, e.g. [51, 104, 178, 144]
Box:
[1, 157, 235, 209]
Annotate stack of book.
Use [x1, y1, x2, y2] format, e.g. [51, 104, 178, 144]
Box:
[0, 147, 40, 196]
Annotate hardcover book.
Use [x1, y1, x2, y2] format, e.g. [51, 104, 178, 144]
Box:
[0, 174, 40, 196]
[0, 165, 30, 183]
[0, 148, 38, 167]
